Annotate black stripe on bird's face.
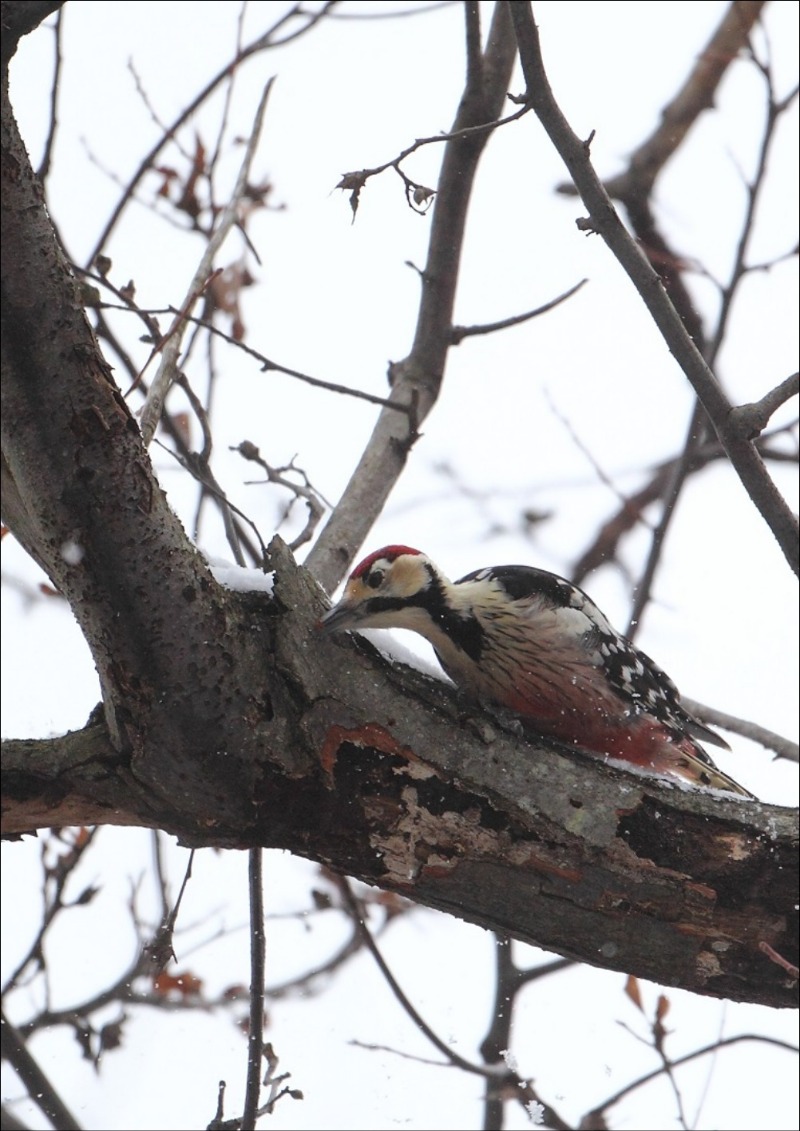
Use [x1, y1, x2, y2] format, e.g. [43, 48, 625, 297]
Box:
[407, 576, 485, 662]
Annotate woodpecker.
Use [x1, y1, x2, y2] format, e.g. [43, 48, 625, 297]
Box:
[319, 545, 753, 797]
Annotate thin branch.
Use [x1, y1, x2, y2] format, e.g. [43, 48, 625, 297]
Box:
[306, 2, 518, 593]
[464, 0, 484, 90]
[625, 401, 706, 639]
[339, 879, 574, 1129]
[328, 0, 456, 19]
[602, 1, 767, 197]
[680, 698, 799, 763]
[67, 272, 273, 565]
[336, 102, 530, 218]
[480, 935, 516, 1131]
[152, 437, 270, 564]
[650, 997, 690, 1131]
[232, 442, 327, 553]
[730, 372, 799, 440]
[151, 828, 172, 923]
[207, 2, 249, 181]
[0, 1009, 82, 1131]
[173, 370, 246, 564]
[705, 36, 793, 370]
[127, 59, 193, 165]
[35, 6, 63, 182]
[139, 78, 275, 445]
[338, 880, 504, 1080]
[2, 829, 100, 996]
[627, 40, 798, 636]
[510, 2, 799, 576]
[143, 843, 196, 971]
[571, 427, 798, 584]
[583, 1033, 798, 1125]
[479, 939, 573, 1130]
[759, 941, 799, 979]
[450, 279, 586, 343]
[512, 956, 574, 989]
[85, 3, 337, 267]
[163, 307, 412, 412]
[241, 849, 266, 1131]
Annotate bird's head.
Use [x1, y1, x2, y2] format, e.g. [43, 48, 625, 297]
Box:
[318, 545, 442, 634]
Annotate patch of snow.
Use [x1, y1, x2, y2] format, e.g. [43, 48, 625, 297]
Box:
[356, 628, 450, 684]
[500, 1048, 518, 1072]
[60, 540, 84, 565]
[526, 1100, 545, 1125]
[207, 557, 275, 594]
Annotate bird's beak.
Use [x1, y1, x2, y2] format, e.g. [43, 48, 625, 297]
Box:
[317, 600, 362, 635]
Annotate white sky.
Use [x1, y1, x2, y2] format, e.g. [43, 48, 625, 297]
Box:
[1, 2, 798, 1129]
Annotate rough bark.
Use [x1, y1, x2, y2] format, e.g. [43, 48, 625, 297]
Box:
[1, 2, 797, 1012]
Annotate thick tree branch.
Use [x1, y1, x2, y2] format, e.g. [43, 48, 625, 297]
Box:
[601, 0, 766, 199]
[2, 542, 797, 1010]
[0, 0, 61, 65]
[306, 2, 518, 593]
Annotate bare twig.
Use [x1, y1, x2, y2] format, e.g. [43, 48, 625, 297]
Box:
[128, 59, 193, 165]
[479, 935, 516, 1131]
[730, 372, 799, 439]
[173, 370, 247, 563]
[207, 2, 249, 181]
[627, 35, 797, 635]
[510, 2, 799, 576]
[450, 279, 586, 343]
[2, 828, 100, 995]
[306, 2, 518, 593]
[599, 1, 766, 198]
[561, 2, 767, 356]
[232, 441, 327, 553]
[0, 1009, 82, 1131]
[337, 102, 530, 219]
[759, 940, 799, 979]
[144, 842, 196, 972]
[337, 879, 572, 1129]
[139, 79, 275, 445]
[705, 39, 795, 369]
[338, 879, 502, 1079]
[85, 3, 337, 267]
[35, 5, 63, 182]
[241, 849, 266, 1130]
[582, 1033, 798, 1126]
[152, 306, 410, 412]
[680, 698, 799, 763]
[479, 938, 573, 1130]
[625, 400, 706, 639]
[153, 436, 270, 564]
[329, 0, 456, 18]
[67, 271, 273, 565]
[571, 427, 797, 584]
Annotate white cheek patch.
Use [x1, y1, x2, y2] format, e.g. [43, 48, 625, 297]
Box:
[388, 557, 430, 599]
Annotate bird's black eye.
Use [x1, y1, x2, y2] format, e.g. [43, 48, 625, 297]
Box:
[366, 569, 384, 590]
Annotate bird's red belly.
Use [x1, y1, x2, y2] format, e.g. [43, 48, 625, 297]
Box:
[500, 685, 680, 769]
